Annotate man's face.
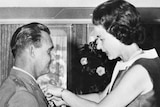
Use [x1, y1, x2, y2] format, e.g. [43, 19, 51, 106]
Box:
[34, 31, 54, 77]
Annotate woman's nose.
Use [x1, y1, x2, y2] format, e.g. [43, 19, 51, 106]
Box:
[97, 43, 101, 50]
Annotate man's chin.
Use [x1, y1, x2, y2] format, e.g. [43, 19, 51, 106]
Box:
[41, 69, 49, 76]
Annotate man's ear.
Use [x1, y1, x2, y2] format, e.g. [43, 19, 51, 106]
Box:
[29, 45, 35, 57]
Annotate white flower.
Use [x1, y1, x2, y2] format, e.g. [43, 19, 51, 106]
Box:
[96, 66, 105, 76]
[80, 57, 88, 65]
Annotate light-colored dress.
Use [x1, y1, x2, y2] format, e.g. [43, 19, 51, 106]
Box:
[108, 49, 160, 107]
[112, 58, 160, 107]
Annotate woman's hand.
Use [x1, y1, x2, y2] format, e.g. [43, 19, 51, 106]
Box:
[47, 95, 68, 106]
[42, 84, 68, 106]
[43, 84, 64, 98]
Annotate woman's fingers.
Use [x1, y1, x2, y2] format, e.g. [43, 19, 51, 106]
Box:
[48, 96, 67, 106]
[47, 95, 61, 101]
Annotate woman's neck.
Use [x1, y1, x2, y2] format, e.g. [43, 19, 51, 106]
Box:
[120, 43, 142, 62]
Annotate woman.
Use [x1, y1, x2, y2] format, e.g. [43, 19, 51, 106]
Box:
[44, 0, 160, 107]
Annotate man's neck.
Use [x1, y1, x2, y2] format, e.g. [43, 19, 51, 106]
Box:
[13, 66, 36, 82]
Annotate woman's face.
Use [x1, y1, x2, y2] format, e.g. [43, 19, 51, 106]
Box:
[94, 25, 122, 60]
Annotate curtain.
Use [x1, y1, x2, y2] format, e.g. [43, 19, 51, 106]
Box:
[0, 24, 21, 85]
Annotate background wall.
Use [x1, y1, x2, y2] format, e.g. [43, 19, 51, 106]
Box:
[0, 0, 160, 92]
[0, 0, 159, 7]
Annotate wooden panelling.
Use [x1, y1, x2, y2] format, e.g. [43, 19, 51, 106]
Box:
[0, 24, 21, 84]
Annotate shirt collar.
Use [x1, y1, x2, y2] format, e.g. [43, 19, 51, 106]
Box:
[118, 48, 158, 70]
[13, 66, 37, 83]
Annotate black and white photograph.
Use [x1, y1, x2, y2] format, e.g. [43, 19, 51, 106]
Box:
[0, 0, 160, 107]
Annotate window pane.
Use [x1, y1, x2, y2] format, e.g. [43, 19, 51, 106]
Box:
[37, 24, 71, 89]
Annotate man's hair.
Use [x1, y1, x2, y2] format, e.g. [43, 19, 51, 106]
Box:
[92, 0, 145, 47]
[10, 22, 50, 58]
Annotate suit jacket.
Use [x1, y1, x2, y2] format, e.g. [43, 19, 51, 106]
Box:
[0, 68, 49, 107]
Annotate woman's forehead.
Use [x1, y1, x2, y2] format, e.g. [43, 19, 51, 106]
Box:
[88, 25, 114, 41]
[94, 26, 107, 35]
[88, 28, 100, 42]
[93, 26, 110, 37]
[88, 26, 104, 42]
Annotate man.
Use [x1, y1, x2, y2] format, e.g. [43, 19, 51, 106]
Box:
[0, 22, 54, 107]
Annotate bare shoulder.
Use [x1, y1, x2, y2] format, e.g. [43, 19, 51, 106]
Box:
[121, 64, 152, 94]
[99, 64, 152, 106]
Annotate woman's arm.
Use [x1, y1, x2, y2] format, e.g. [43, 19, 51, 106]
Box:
[77, 84, 110, 103]
[60, 65, 152, 107]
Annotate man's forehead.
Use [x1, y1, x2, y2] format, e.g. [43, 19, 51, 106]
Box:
[41, 31, 51, 41]
[40, 31, 53, 47]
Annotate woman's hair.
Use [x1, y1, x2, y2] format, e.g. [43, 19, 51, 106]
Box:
[10, 22, 50, 58]
[92, 0, 145, 46]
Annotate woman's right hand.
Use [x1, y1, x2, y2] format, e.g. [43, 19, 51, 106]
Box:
[48, 95, 68, 106]
[42, 84, 68, 106]
[43, 84, 64, 98]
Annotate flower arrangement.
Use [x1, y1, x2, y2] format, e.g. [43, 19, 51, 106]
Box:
[79, 40, 108, 76]
[72, 40, 116, 94]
